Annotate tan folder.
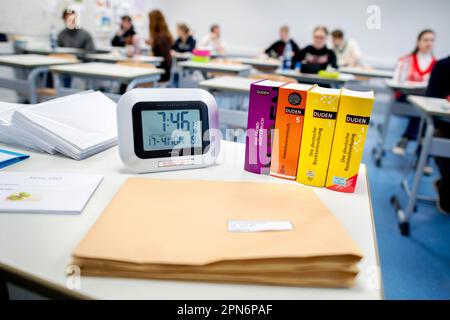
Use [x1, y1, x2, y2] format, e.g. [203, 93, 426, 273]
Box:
[72, 178, 363, 287]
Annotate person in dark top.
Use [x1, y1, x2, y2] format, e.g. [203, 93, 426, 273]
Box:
[291, 25, 337, 73]
[265, 25, 300, 59]
[111, 15, 140, 52]
[172, 23, 196, 53]
[426, 55, 450, 214]
[146, 10, 173, 82]
[57, 8, 95, 52]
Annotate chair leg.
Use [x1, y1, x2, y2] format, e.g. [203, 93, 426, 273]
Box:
[0, 275, 9, 300]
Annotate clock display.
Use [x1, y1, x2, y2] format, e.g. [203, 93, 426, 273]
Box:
[141, 110, 202, 151]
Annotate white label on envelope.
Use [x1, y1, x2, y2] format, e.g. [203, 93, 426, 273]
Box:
[228, 220, 294, 233]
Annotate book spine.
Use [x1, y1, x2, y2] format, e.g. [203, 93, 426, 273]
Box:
[245, 84, 279, 174]
[270, 87, 308, 180]
[326, 94, 374, 193]
[296, 91, 340, 187]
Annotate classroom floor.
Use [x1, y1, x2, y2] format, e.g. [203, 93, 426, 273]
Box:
[364, 94, 450, 300]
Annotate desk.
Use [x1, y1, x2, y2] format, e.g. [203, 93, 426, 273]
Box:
[0, 54, 77, 103]
[22, 45, 110, 57]
[372, 81, 428, 167]
[0, 141, 382, 300]
[339, 67, 394, 79]
[391, 96, 450, 235]
[172, 52, 192, 62]
[50, 62, 164, 99]
[198, 76, 253, 94]
[199, 76, 254, 128]
[85, 53, 163, 66]
[276, 70, 354, 88]
[178, 61, 252, 87]
[384, 80, 427, 95]
[232, 57, 281, 72]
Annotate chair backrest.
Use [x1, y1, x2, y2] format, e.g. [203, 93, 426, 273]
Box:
[48, 53, 78, 62]
[116, 61, 156, 69]
[249, 73, 298, 83]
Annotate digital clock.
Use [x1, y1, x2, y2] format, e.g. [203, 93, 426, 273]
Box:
[117, 89, 220, 173]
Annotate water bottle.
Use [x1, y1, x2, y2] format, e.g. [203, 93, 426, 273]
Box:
[282, 41, 293, 70]
[50, 25, 58, 50]
[295, 62, 302, 73]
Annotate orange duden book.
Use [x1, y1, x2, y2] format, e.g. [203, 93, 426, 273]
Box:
[270, 83, 315, 180]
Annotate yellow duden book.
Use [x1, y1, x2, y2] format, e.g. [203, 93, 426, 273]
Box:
[72, 178, 363, 288]
[326, 89, 375, 193]
[296, 87, 341, 187]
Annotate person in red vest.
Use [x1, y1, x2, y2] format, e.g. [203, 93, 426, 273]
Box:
[392, 30, 437, 157]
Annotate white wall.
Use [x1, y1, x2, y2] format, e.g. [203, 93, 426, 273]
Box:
[0, 0, 168, 47]
[0, 0, 449, 67]
[162, 0, 450, 67]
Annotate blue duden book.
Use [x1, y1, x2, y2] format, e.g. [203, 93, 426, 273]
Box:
[0, 149, 29, 169]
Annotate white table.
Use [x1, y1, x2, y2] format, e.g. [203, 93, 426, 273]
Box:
[22, 45, 110, 56]
[339, 67, 394, 79]
[179, 61, 252, 76]
[276, 70, 355, 88]
[0, 141, 382, 300]
[50, 62, 165, 99]
[178, 61, 252, 87]
[232, 58, 281, 72]
[384, 80, 427, 95]
[85, 53, 163, 66]
[198, 76, 254, 94]
[390, 96, 450, 235]
[0, 54, 77, 104]
[199, 76, 255, 128]
[372, 80, 428, 167]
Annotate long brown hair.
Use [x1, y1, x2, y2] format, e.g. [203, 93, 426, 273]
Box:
[148, 10, 173, 45]
[412, 29, 435, 55]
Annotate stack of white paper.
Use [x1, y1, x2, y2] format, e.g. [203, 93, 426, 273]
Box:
[0, 91, 117, 160]
[0, 101, 57, 153]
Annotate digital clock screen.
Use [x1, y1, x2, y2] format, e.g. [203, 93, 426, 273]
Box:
[141, 110, 203, 151]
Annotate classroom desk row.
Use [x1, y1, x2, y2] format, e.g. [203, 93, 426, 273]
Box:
[391, 96, 450, 235]
[0, 53, 365, 104]
[0, 54, 165, 103]
[372, 80, 428, 168]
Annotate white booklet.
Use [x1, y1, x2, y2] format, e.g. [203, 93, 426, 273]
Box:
[0, 172, 103, 214]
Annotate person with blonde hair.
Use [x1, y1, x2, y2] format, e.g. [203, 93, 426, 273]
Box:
[265, 25, 300, 59]
[291, 25, 337, 73]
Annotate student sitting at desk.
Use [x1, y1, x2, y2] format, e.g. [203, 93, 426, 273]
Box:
[172, 23, 196, 54]
[146, 10, 173, 82]
[200, 24, 226, 55]
[111, 15, 141, 55]
[331, 29, 362, 67]
[58, 8, 95, 52]
[392, 29, 436, 156]
[427, 55, 450, 214]
[264, 25, 300, 60]
[291, 26, 337, 73]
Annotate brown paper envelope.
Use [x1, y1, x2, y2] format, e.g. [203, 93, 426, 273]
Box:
[73, 178, 362, 266]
